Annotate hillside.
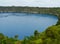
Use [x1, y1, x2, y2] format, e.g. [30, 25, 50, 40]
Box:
[0, 6, 60, 19]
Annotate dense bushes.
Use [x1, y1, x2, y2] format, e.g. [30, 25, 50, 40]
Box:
[56, 19, 60, 25]
[22, 25, 60, 44]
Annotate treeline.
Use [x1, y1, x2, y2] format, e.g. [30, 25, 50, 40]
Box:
[0, 6, 60, 14]
[0, 20, 60, 44]
[0, 6, 51, 13]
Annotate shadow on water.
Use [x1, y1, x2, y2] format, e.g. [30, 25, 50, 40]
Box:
[0, 12, 57, 18]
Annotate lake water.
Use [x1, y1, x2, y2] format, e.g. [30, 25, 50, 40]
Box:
[0, 13, 58, 39]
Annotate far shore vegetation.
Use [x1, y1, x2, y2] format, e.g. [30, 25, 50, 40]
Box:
[0, 6, 60, 16]
[0, 6, 60, 44]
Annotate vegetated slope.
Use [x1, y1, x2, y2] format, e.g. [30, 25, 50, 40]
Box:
[0, 6, 60, 16]
[22, 25, 60, 44]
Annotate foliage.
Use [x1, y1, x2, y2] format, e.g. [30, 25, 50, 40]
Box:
[56, 19, 60, 25]
[22, 25, 60, 44]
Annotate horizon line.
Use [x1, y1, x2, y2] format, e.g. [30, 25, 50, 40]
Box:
[0, 6, 60, 8]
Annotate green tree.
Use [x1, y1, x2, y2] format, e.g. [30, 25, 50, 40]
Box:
[34, 30, 40, 40]
[14, 35, 19, 41]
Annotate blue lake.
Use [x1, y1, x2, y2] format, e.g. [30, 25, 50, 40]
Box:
[0, 13, 58, 39]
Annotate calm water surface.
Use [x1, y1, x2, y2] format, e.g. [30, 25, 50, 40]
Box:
[0, 13, 58, 39]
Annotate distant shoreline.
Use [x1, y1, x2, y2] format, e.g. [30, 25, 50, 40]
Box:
[0, 6, 60, 19]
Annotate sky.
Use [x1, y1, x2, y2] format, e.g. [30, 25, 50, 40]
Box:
[0, 0, 60, 7]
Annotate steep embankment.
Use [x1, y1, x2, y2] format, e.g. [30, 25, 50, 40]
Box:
[0, 6, 60, 18]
